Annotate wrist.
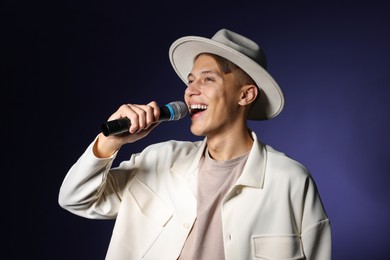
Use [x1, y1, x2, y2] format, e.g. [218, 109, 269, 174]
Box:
[93, 133, 121, 158]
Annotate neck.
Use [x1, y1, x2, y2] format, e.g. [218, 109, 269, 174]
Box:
[206, 126, 253, 161]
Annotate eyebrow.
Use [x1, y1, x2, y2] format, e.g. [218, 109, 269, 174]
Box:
[187, 70, 221, 80]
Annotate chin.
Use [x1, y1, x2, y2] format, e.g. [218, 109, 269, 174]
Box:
[190, 125, 206, 137]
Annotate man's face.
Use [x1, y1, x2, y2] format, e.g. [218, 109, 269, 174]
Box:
[184, 54, 243, 138]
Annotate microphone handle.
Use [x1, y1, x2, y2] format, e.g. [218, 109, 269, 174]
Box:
[101, 118, 131, 136]
[101, 105, 173, 136]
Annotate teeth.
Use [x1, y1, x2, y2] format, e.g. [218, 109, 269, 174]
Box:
[190, 104, 208, 110]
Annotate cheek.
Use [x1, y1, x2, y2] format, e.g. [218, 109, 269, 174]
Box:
[215, 91, 237, 105]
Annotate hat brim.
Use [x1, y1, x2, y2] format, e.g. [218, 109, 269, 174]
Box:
[169, 36, 285, 120]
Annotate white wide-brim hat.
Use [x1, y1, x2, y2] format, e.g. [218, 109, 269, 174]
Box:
[169, 28, 285, 120]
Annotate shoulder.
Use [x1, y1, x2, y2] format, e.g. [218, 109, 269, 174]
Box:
[262, 144, 322, 201]
[146, 139, 202, 151]
[140, 139, 203, 158]
[264, 144, 311, 179]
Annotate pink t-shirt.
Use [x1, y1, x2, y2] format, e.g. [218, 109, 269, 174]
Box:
[178, 149, 249, 260]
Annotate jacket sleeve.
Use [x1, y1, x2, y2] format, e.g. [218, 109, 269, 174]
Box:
[58, 136, 137, 219]
[301, 176, 332, 260]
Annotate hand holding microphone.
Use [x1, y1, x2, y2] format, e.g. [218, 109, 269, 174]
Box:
[101, 101, 188, 137]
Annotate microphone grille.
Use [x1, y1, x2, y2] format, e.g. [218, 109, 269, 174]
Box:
[167, 101, 188, 120]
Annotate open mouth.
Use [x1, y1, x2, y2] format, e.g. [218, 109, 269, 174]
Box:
[189, 104, 208, 116]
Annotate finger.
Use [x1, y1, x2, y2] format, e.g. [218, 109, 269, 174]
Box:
[144, 101, 160, 128]
[126, 104, 147, 133]
[147, 101, 161, 120]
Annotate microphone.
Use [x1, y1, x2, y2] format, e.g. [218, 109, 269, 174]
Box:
[101, 101, 188, 136]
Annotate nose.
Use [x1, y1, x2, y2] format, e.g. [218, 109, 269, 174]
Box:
[185, 82, 201, 97]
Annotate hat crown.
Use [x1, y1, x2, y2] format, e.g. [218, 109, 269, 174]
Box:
[212, 29, 267, 69]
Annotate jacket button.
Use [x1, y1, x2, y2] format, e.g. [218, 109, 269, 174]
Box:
[183, 223, 190, 229]
[227, 233, 232, 240]
[236, 188, 242, 194]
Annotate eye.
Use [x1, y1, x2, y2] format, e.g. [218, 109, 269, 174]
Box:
[204, 77, 214, 82]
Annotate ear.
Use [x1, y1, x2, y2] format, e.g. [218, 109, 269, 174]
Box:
[238, 85, 258, 106]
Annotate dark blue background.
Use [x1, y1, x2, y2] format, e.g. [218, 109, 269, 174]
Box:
[4, 1, 390, 259]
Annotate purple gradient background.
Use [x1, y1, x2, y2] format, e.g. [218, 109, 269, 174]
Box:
[4, 2, 390, 259]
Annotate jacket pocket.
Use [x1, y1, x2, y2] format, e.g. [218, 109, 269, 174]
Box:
[251, 234, 304, 260]
[129, 177, 173, 226]
[110, 177, 173, 257]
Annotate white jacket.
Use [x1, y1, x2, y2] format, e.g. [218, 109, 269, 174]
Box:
[59, 132, 331, 260]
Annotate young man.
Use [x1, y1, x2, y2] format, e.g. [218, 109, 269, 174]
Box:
[59, 28, 331, 260]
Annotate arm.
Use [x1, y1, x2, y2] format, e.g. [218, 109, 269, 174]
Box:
[58, 136, 125, 219]
[301, 177, 332, 260]
[58, 101, 162, 219]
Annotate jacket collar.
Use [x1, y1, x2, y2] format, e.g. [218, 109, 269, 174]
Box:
[236, 131, 266, 189]
[171, 131, 266, 189]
